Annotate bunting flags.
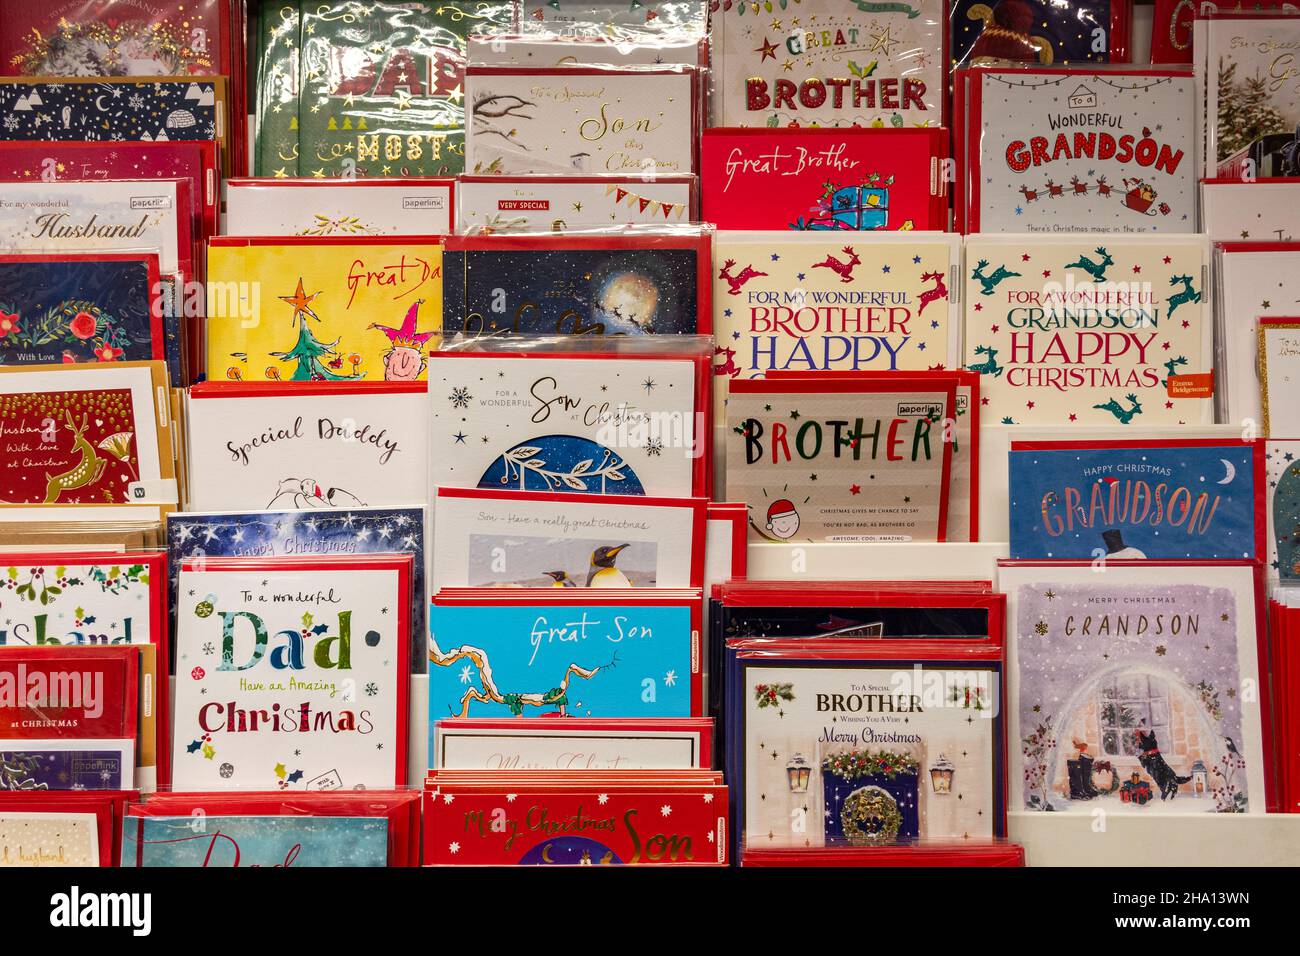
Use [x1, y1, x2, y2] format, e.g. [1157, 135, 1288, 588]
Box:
[605, 182, 688, 220]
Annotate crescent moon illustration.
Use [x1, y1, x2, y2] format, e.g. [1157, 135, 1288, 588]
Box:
[94, 95, 108, 111]
[540, 843, 555, 864]
[1218, 459, 1236, 484]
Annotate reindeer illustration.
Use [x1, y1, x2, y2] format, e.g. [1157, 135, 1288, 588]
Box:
[714, 345, 741, 378]
[1167, 274, 1201, 320]
[1019, 185, 1039, 203]
[971, 259, 1021, 295]
[917, 270, 948, 315]
[1093, 394, 1144, 424]
[1070, 175, 1089, 195]
[810, 246, 862, 283]
[1095, 176, 1112, 197]
[966, 345, 1005, 377]
[1161, 355, 1188, 386]
[1064, 247, 1114, 281]
[44, 411, 107, 503]
[718, 259, 768, 295]
[1046, 180, 1064, 198]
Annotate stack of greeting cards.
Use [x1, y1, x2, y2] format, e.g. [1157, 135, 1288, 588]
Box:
[222, 178, 455, 237]
[0, 791, 132, 867]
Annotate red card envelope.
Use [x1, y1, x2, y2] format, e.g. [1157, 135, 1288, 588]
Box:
[0, 645, 139, 741]
[701, 127, 948, 231]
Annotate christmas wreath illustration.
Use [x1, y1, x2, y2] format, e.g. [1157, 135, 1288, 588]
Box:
[840, 786, 905, 846]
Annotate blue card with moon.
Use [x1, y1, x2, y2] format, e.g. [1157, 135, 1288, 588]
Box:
[442, 245, 705, 339]
[1008, 442, 1260, 560]
[0, 79, 220, 143]
[124, 816, 389, 867]
[166, 507, 426, 673]
[428, 601, 696, 757]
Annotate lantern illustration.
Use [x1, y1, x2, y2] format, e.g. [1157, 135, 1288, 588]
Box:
[929, 754, 955, 794]
[786, 753, 811, 793]
[1190, 759, 1210, 796]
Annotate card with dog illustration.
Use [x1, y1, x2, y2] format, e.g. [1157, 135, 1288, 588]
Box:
[1266, 439, 1300, 585]
[222, 179, 454, 237]
[0, 362, 172, 504]
[724, 377, 955, 543]
[171, 555, 411, 791]
[441, 232, 710, 340]
[166, 508, 426, 674]
[431, 487, 705, 592]
[463, 66, 699, 176]
[456, 175, 696, 232]
[426, 351, 706, 498]
[184, 381, 430, 513]
[700, 127, 948, 231]
[961, 234, 1213, 425]
[1008, 439, 1265, 560]
[205, 237, 443, 383]
[998, 560, 1270, 813]
[961, 67, 1197, 233]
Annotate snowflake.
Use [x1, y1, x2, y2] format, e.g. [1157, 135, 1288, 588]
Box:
[449, 386, 472, 409]
[128, 93, 145, 110]
[597, 793, 609, 804]
[202, 641, 215, 655]
[506, 793, 517, 802]
[664, 669, 677, 687]
[703, 792, 714, 803]
[448, 841, 460, 854]
[1034, 620, 1049, 636]
[645, 438, 663, 457]
[364, 681, 378, 696]
[443, 792, 455, 804]
[660, 804, 672, 817]
[2, 115, 18, 131]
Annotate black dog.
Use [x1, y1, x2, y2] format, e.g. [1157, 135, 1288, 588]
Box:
[1134, 729, 1191, 800]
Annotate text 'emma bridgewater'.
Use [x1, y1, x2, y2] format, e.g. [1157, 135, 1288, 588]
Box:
[227, 416, 400, 465]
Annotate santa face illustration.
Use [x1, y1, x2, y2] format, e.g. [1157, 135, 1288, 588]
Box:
[766, 499, 801, 540]
[383, 345, 426, 381]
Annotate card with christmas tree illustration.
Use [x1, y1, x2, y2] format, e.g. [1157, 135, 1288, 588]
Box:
[1203, 12, 1300, 175]
[1008, 438, 1265, 560]
[710, 0, 947, 128]
[0, 362, 172, 504]
[1201, 178, 1300, 243]
[1266, 439, 1300, 584]
[223, 179, 454, 236]
[456, 175, 695, 231]
[961, 234, 1213, 425]
[0, 254, 162, 366]
[963, 67, 1197, 233]
[464, 66, 699, 175]
[426, 351, 707, 497]
[724, 377, 955, 542]
[951, 0, 1131, 67]
[172, 555, 412, 791]
[1216, 242, 1300, 426]
[727, 640, 1003, 853]
[700, 127, 948, 231]
[167, 507, 426, 674]
[184, 381, 430, 513]
[442, 233, 709, 339]
[205, 237, 443, 383]
[123, 815, 390, 867]
[999, 560, 1270, 813]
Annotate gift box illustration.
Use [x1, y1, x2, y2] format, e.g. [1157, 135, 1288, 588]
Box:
[795, 176, 892, 231]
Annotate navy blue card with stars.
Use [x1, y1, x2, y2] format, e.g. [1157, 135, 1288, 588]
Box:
[442, 233, 711, 340]
[951, 0, 1131, 67]
[1008, 439, 1265, 561]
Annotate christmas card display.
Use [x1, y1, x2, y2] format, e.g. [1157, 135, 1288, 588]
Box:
[0, 254, 162, 366]
[1202, 12, 1300, 177]
[1216, 242, 1300, 426]
[167, 507, 426, 674]
[724, 376, 956, 542]
[430, 487, 705, 591]
[999, 560, 1270, 813]
[205, 237, 443, 383]
[951, 0, 1132, 67]
[700, 127, 948, 231]
[1008, 439, 1266, 560]
[0, 361, 174, 504]
[222, 179, 455, 237]
[433, 717, 713, 770]
[1259, 317, 1300, 436]
[426, 350, 707, 498]
[960, 67, 1197, 234]
[123, 791, 423, 867]
[456, 175, 696, 231]
[422, 774, 729, 866]
[464, 66, 699, 175]
[1201, 178, 1300, 243]
[442, 232, 710, 339]
[184, 381, 430, 512]
[1267, 439, 1300, 584]
[711, 232, 961, 398]
[709, 0, 947, 128]
[465, 34, 709, 68]
[172, 555, 412, 791]
[427, 589, 703, 732]
[726, 638, 1005, 856]
[961, 234, 1214, 426]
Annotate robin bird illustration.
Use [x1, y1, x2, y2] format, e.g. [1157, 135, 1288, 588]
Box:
[543, 570, 575, 587]
[586, 544, 631, 588]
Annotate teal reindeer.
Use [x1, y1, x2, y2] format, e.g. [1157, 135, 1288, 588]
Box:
[1064, 247, 1114, 281]
[1093, 394, 1143, 424]
[967, 345, 1004, 377]
[1167, 275, 1201, 320]
[970, 259, 1021, 295]
[1161, 355, 1187, 387]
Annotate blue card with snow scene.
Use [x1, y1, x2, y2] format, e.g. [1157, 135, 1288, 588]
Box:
[124, 816, 389, 867]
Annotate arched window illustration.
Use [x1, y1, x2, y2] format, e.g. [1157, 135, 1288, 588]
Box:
[477, 435, 646, 495]
[1273, 456, 1300, 581]
[1099, 675, 1171, 757]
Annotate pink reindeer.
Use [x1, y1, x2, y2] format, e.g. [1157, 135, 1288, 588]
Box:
[917, 271, 948, 317]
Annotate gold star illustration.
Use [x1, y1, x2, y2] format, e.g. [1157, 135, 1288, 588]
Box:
[782, 58, 794, 71]
[273, 166, 289, 178]
[312, 167, 326, 178]
[868, 23, 899, 55]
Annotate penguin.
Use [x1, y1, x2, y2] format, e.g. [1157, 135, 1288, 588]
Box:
[543, 570, 575, 587]
[586, 544, 632, 587]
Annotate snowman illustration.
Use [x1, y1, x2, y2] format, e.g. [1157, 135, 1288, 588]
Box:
[1100, 528, 1146, 559]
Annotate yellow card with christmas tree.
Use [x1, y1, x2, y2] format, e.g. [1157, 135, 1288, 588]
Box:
[205, 237, 443, 383]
